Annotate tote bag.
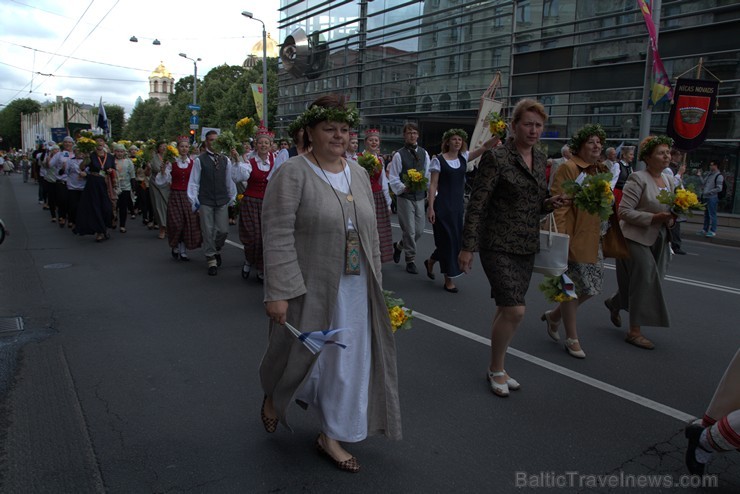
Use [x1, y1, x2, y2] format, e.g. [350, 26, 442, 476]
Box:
[533, 213, 570, 276]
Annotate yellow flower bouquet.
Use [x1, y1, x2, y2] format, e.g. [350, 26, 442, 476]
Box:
[164, 144, 180, 163]
[357, 151, 382, 177]
[539, 274, 578, 303]
[75, 136, 98, 154]
[562, 172, 614, 220]
[235, 116, 257, 141]
[487, 111, 507, 139]
[383, 290, 413, 333]
[657, 187, 704, 217]
[402, 168, 428, 193]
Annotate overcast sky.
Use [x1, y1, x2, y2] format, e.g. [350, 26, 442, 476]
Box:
[0, 0, 281, 114]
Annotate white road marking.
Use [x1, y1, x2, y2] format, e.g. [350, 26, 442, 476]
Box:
[390, 223, 740, 295]
[227, 231, 709, 422]
[412, 311, 696, 423]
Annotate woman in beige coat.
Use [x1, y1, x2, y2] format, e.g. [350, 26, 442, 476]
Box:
[543, 124, 611, 359]
[604, 135, 675, 349]
[260, 95, 401, 473]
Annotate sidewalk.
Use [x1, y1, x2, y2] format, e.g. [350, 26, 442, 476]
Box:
[682, 215, 740, 248]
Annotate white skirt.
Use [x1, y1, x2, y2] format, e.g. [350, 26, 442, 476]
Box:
[295, 255, 371, 443]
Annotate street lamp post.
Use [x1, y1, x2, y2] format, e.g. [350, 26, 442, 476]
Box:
[241, 11, 268, 127]
[179, 53, 201, 107]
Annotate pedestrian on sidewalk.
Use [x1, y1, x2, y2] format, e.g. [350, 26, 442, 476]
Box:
[698, 160, 723, 238]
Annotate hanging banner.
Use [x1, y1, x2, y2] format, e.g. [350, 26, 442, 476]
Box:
[250, 84, 264, 123]
[666, 78, 719, 151]
[637, 0, 673, 107]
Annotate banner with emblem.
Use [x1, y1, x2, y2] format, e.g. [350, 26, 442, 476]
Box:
[666, 78, 719, 151]
[250, 83, 264, 124]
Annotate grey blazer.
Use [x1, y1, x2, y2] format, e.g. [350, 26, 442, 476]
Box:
[618, 170, 674, 246]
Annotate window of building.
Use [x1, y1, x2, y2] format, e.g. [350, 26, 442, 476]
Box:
[517, 0, 531, 25]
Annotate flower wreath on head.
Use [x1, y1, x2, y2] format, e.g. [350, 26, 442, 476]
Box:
[298, 104, 359, 129]
[442, 128, 468, 143]
[638, 135, 674, 161]
[567, 123, 607, 154]
[287, 117, 304, 136]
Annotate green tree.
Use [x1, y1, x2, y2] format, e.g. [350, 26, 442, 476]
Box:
[124, 98, 165, 141]
[99, 104, 125, 141]
[0, 98, 41, 150]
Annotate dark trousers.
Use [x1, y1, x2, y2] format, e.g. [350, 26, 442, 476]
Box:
[68, 190, 82, 226]
[670, 222, 683, 250]
[117, 191, 132, 228]
[136, 183, 152, 224]
[54, 182, 68, 222]
[43, 181, 56, 218]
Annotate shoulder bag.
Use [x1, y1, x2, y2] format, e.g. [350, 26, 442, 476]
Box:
[533, 213, 569, 276]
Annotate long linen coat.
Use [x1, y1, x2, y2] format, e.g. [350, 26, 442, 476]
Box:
[259, 155, 402, 440]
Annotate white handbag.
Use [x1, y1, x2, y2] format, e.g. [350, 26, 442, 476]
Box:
[533, 213, 570, 276]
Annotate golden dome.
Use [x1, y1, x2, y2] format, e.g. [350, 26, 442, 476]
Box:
[149, 61, 173, 80]
[250, 33, 279, 58]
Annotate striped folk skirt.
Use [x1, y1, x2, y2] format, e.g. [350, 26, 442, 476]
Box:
[166, 189, 202, 250]
[239, 196, 264, 269]
[374, 189, 394, 263]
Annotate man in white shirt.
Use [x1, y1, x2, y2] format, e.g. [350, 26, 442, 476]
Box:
[388, 123, 430, 274]
[187, 130, 237, 276]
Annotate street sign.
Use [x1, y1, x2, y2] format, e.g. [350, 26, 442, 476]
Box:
[190, 115, 199, 125]
[187, 104, 201, 110]
[189, 124, 199, 130]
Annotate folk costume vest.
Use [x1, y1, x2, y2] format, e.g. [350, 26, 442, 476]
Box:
[397, 145, 427, 201]
[245, 154, 274, 199]
[198, 151, 230, 207]
[369, 153, 384, 193]
[171, 159, 193, 191]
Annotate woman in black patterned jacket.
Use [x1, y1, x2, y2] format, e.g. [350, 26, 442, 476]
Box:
[458, 98, 568, 398]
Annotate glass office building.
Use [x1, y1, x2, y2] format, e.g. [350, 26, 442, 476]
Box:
[277, 0, 740, 213]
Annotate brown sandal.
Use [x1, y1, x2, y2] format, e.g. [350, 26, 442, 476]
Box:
[625, 334, 655, 350]
[260, 395, 278, 433]
[315, 434, 360, 473]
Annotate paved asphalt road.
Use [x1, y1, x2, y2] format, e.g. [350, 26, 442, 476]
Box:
[1, 174, 739, 493]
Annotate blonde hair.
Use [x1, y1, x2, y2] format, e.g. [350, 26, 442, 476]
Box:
[511, 98, 548, 126]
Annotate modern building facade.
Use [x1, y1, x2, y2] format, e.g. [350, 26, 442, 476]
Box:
[277, 0, 739, 213]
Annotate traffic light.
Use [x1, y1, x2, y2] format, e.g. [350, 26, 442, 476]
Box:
[189, 129, 196, 144]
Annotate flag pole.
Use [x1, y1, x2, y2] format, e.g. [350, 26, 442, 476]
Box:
[637, 0, 662, 170]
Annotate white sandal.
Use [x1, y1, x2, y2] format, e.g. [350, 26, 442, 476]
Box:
[565, 338, 586, 359]
[541, 310, 561, 342]
[487, 370, 510, 397]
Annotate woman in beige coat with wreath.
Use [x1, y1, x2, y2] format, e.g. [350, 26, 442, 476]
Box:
[259, 95, 401, 474]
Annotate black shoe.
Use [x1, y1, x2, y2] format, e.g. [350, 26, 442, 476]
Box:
[406, 262, 418, 274]
[674, 248, 687, 255]
[443, 285, 459, 293]
[424, 259, 435, 280]
[208, 266, 217, 276]
[215, 253, 222, 267]
[171, 248, 179, 260]
[179, 254, 190, 262]
[684, 424, 708, 475]
[393, 243, 401, 264]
